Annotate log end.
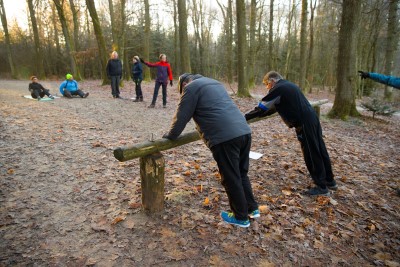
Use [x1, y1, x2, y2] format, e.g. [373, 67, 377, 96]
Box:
[113, 147, 125, 162]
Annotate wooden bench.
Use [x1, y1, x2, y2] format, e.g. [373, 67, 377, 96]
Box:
[113, 99, 329, 212]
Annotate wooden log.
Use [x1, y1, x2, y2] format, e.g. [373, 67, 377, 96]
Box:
[114, 99, 329, 162]
[313, 105, 321, 118]
[140, 152, 165, 212]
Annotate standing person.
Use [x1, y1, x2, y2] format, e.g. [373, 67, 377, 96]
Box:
[59, 74, 89, 98]
[131, 56, 143, 102]
[140, 54, 173, 108]
[106, 51, 123, 98]
[245, 71, 337, 196]
[358, 71, 400, 89]
[163, 73, 259, 228]
[28, 76, 54, 100]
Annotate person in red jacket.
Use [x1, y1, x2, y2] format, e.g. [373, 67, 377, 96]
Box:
[140, 54, 173, 108]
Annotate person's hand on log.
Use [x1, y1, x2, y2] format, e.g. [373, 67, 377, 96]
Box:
[162, 133, 171, 139]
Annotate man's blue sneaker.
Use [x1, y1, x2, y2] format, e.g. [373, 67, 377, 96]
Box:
[220, 211, 250, 228]
[249, 209, 260, 219]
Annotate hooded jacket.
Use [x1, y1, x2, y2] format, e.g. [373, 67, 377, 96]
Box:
[144, 61, 173, 84]
[131, 62, 143, 80]
[165, 75, 251, 148]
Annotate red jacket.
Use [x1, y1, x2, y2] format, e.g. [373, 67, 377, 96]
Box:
[144, 61, 173, 83]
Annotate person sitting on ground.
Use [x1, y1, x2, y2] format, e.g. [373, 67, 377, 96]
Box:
[28, 76, 54, 101]
[358, 71, 400, 89]
[59, 74, 89, 98]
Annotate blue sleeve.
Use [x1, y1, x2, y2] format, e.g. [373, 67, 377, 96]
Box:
[258, 96, 281, 111]
[369, 73, 400, 89]
[74, 80, 79, 90]
[59, 81, 66, 95]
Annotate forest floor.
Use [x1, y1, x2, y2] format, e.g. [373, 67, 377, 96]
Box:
[0, 79, 399, 267]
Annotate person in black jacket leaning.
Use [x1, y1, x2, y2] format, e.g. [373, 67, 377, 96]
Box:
[245, 71, 337, 196]
[28, 76, 54, 100]
[106, 51, 123, 98]
[163, 73, 259, 228]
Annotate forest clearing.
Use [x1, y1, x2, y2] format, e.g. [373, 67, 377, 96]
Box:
[0, 80, 399, 266]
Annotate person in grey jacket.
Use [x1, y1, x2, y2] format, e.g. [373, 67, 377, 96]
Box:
[163, 73, 259, 228]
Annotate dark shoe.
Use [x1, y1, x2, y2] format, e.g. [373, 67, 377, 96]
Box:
[326, 181, 338, 190]
[148, 104, 155, 108]
[139, 97, 143, 102]
[83, 92, 89, 98]
[163, 104, 166, 108]
[305, 186, 330, 196]
[49, 95, 54, 99]
[133, 98, 140, 102]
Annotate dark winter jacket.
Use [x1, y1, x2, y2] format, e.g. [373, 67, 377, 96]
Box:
[131, 62, 143, 80]
[29, 82, 46, 92]
[368, 72, 400, 89]
[245, 79, 317, 128]
[106, 59, 123, 77]
[164, 75, 251, 148]
[144, 61, 173, 84]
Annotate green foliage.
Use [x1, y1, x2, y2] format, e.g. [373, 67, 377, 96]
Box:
[361, 98, 397, 118]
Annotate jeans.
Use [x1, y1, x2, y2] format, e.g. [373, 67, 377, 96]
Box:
[111, 76, 121, 97]
[151, 81, 167, 105]
[210, 134, 258, 220]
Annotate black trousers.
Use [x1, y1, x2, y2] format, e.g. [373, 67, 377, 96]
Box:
[296, 117, 334, 188]
[63, 89, 85, 98]
[210, 134, 258, 220]
[111, 76, 121, 97]
[151, 81, 167, 105]
[31, 89, 50, 99]
[134, 78, 143, 99]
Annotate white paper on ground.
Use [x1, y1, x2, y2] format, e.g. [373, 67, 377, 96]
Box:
[249, 151, 263, 160]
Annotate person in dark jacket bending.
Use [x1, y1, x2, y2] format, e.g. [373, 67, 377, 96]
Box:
[245, 71, 337, 196]
[163, 73, 259, 228]
[106, 51, 123, 98]
[131, 56, 143, 102]
[140, 54, 173, 108]
[28, 76, 54, 100]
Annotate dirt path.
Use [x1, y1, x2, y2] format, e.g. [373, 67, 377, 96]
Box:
[0, 79, 399, 266]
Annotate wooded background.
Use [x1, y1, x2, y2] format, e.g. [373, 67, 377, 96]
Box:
[0, 0, 399, 117]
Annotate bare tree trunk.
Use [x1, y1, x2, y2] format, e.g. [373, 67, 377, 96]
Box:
[299, 0, 307, 91]
[247, 0, 257, 88]
[284, 0, 295, 79]
[236, 0, 250, 97]
[268, 0, 274, 70]
[51, 2, 62, 75]
[27, 0, 45, 78]
[178, 0, 191, 73]
[306, 0, 316, 93]
[120, 0, 128, 80]
[53, 0, 82, 81]
[108, 0, 116, 47]
[384, 0, 399, 100]
[329, 0, 361, 119]
[0, 0, 16, 78]
[143, 0, 151, 81]
[68, 0, 79, 51]
[227, 0, 233, 81]
[85, 0, 108, 85]
[172, 0, 180, 75]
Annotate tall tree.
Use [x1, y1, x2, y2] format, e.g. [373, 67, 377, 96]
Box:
[178, 0, 191, 73]
[329, 0, 362, 119]
[384, 0, 399, 100]
[85, 0, 108, 84]
[143, 0, 151, 81]
[284, 0, 297, 79]
[247, 0, 257, 87]
[306, 0, 316, 92]
[268, 0, 274, 71]
[236, 0, 250, 96]
[68, 0, 79, 51]
[0, 0, 16, 78]
[53, 0, 82, 80]
[27, 0, 45, 78]
[299, 0, 308, 91]
[171, 0, 180, 75]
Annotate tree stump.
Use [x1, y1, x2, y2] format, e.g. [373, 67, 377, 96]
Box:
[313, 105, 321, 118]
[139, 152, 165, 212]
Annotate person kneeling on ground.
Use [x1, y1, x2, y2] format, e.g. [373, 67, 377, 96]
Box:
[163, 73, 259, 228]
[59, 74, 89, 98]
[28, 76, 54, 101]
[245, 71, 337, 197]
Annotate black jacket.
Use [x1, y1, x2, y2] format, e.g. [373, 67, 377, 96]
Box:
[245, 79, 316, 128]
[131, 62, 143, 80]
[28, 82, 46, 92]
[165, 76, 251, 148]
[106, 59, 123, 77]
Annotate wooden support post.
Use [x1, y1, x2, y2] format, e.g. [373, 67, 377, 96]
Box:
[139, 152, 165, 212]
[314, 105, 321, 118]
